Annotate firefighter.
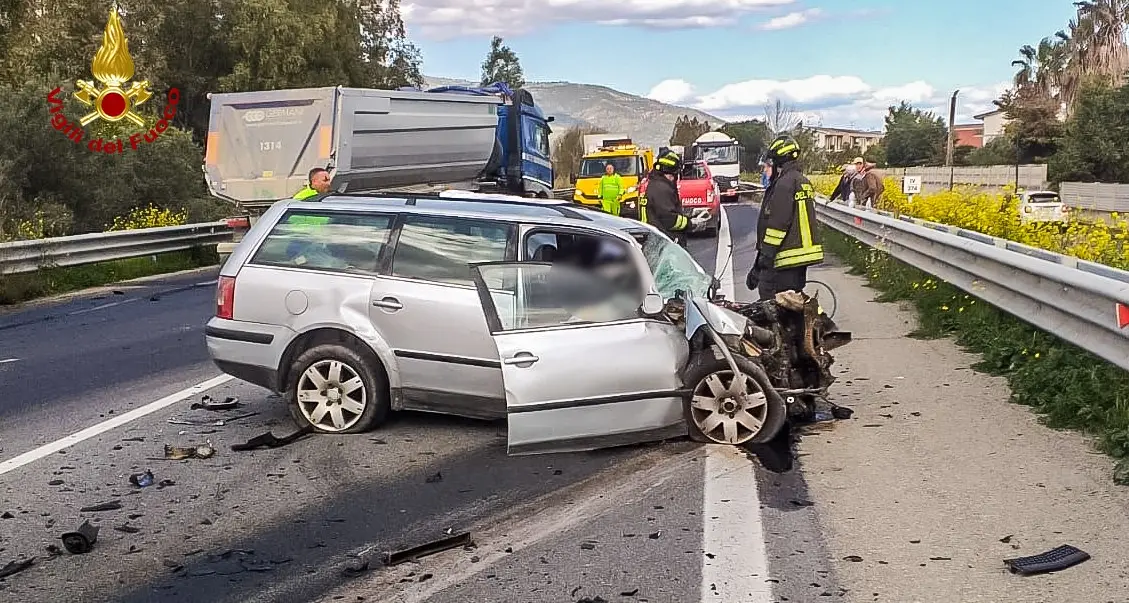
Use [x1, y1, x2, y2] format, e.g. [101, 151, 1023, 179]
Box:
[746, 134, 824, 300]
[639, 151, 707, 245]
[293, 167, 331, 200]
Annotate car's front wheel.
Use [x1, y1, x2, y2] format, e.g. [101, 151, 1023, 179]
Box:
[285, 344, 389, 433]
[683, 351, 787, 445]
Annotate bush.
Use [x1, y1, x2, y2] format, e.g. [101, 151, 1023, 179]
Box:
[107, 204, 189, 231]
[811, 175, 1129, 270]
[824, 229, 1129, 485]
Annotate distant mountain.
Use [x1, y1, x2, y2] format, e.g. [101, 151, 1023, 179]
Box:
[423, 76, 726, 151]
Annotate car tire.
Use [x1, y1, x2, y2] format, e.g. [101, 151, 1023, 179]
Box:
[682, 350, 787, 445]
[285, 343, 389, 434]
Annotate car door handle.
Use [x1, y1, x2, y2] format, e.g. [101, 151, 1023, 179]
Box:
[372, 297, 403, 311]
[503, 352, 539, 366]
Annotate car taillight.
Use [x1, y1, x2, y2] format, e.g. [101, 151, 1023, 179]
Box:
[216, 276, 236, 320]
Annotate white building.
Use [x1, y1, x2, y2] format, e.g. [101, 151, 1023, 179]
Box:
[974, 108, 1011, 145]
[811, 127, 884, 153]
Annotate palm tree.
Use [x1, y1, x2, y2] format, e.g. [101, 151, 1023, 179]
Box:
[1072, 0, 1129, 86]
[1012, 37, 1066, 98]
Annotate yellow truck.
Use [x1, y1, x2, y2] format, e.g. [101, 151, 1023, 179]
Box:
[572, 136, 654, 219]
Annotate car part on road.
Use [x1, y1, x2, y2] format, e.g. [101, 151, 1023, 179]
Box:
[164, 444, 216, 460]
[190, 395, 241, 411]
[0, 558, 35, 579]
[230, 425, 313, 451]
[61, 520, 99, 554]
[384, 531, 474, 566]
[79, 500, 122, 512]
[1004, 544, 1091, 575]
[129, 469, 154, 487]
[286, 344, 389, 434]
[167, 412, 257, 427]
[683, 352, 787, 445]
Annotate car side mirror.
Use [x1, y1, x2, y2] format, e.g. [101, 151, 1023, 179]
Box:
[640, 292, 665, 316]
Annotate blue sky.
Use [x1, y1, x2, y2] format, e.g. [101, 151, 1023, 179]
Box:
[402, 0, 1079, 129]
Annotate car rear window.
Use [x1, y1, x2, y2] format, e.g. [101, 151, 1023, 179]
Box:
[250, 211, 393, 274]
[391, 215, 513, 286]
[1026, 193, 1061, 204]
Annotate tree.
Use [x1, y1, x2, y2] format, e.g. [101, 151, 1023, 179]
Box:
[480, 35, 525, 89]
[996, 87, 1063, 163]
[763, 98, 800, 135]
[718, 119, 770, 172]
[669, 115, 710, 147]
[966, 137, 1017, 166]
[1048, 80, 1129, 183]
[551, 125, 606, 186]
[881, 101, 947, 167]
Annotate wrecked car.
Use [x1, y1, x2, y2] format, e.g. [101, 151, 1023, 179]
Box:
[205, 191, 850, 454]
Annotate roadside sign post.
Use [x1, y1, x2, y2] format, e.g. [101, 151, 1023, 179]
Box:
[903, 176, 922, 203]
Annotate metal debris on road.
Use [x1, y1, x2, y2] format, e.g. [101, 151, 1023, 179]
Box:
[164, 444, 216, 460]
[191, 395, 242, 411]
[230, 426, 313, 451]
[61, 520, 99, 554]
[0, 558, 35, 579]
[383, 531, 474, 566]
[129, 470, 154, 487]
[79, 500, 122, 512]
[168, 412, 258, 427]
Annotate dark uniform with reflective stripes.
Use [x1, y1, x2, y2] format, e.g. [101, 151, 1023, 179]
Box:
[640, 152, 695, 246]
[753, 139, 824, 300]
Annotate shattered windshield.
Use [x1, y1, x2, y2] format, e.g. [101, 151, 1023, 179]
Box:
[640, 231, 713, 300]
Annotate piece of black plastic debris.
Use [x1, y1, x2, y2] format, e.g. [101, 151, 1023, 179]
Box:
[580, 542, 596, 550]
[114, 524, 141, 534]
[999, 535, 1013, 544]
[157, 479, 175, 489]
[61, 520, 100, 554]
[112, 290, 124, 295]
[0, 558, 35, 579]
[165, 444, 216, 460]
[129, 470, 154, 488]
[231, 426, 313, 451]
[341, 558, 370, 578]
[1004, 544, 1090, 576]
[831, 405, 854, 420]
[384, 532, 474, 566]
[621, 588, 639, 597]
[1, 511, 13, 519]
[80, 500, 122, 512]
[425, 472, 443, 484]
[570, 586, 582, 598]
[790, 499, 815, 507]
[45, 544, 62, 557]
[48, 479, 64, 486]
[648, 531, 661, 540]
[843, 555, 863, 562]
[418, 573, 433, 582]
[577, 597, 607, 603]
[370, 438, 388, 445]
[191, 395, 242, 411]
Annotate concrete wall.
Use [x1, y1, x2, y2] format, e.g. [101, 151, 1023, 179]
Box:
[884, 165, 1048, 194]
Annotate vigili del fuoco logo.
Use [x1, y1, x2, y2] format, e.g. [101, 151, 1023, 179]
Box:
[46, 7, 180, 154]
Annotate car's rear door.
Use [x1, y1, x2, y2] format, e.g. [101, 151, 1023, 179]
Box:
[468, 261, 689, 456]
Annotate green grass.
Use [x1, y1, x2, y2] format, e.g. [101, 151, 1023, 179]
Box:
[824, 230, 1129, 485]
[0, 246, 218, 305]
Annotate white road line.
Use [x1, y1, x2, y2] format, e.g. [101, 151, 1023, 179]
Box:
[196, 280, 217, 287]
[0, 358, 18, 364]
[701, 204, 773, 602]
[0, 374, 233, 477]
[68, 297, 139, 316]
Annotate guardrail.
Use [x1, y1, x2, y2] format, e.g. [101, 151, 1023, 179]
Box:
[0, 222, 233, 275]
[814, 198, 1129, 371]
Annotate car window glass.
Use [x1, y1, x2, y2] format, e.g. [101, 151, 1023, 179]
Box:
[477, 263, 641, 331]
[522, 230, 643, 300]
[641, 232, 713, 300]
[250, 211, 392, 274]
[391, 216, 512, 286]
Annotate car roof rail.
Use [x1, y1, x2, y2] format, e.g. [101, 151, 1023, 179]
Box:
[322, 190, 594, 221]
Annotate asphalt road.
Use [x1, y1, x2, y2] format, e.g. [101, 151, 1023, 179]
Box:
[2, 200, 1128, 603]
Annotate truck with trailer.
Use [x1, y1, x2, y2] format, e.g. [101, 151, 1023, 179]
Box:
[690, 131, 742, 203]
[204, 83, 555, 255]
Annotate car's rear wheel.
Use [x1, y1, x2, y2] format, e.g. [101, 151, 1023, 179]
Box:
[683, 351, 787, 445]
[286, 344, 389, 434]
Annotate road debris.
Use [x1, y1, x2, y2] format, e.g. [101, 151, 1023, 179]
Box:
[168, 412, 258, 427]
[114, 524, 141, 534]
[191, 395, 241, 411]
[0, 558, 35, 579]
[341, 558, 370, 578]
[164, 444, 215, 460]
[61, 520, 99, 554]
[79, 500, 122, 512]
[1004, 544, 1091, 576]
[231, 426, 313, 452]
[129, 470, 154, 487]
[843, 555, 863, 562]
[621, 588, 639, 597]
[576, 597, 607, 603]
[383, 531, 474, 566]
[425, 472, 443, 484]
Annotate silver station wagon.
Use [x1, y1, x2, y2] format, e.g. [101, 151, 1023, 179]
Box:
[205, 191, 792, 455]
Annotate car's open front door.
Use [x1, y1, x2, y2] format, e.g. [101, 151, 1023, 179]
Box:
[469, 262, 688, 455]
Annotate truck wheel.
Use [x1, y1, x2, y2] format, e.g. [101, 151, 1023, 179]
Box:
[683, 351, 787, 445]
[285, 344, 389, 434]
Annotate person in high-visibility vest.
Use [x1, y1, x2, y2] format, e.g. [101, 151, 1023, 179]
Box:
[746, 134, 824, 300]
[292, 167, 331, 200]
[598, 162, 624, 216]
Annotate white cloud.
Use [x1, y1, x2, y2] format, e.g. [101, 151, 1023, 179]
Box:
[648, 75, 1012, 130]
[402, 0, 795, 39]
[757, 8, 823, 30]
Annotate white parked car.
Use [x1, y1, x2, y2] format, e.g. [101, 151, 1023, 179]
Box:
[1018, 190, 1069, 224]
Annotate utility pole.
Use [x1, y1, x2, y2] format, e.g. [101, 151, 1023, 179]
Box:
[946, 90, 959, 190]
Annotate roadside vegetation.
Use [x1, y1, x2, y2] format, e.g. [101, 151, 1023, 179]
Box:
[824, 230, 1129, 485]
[810, 175, 1129, 270]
